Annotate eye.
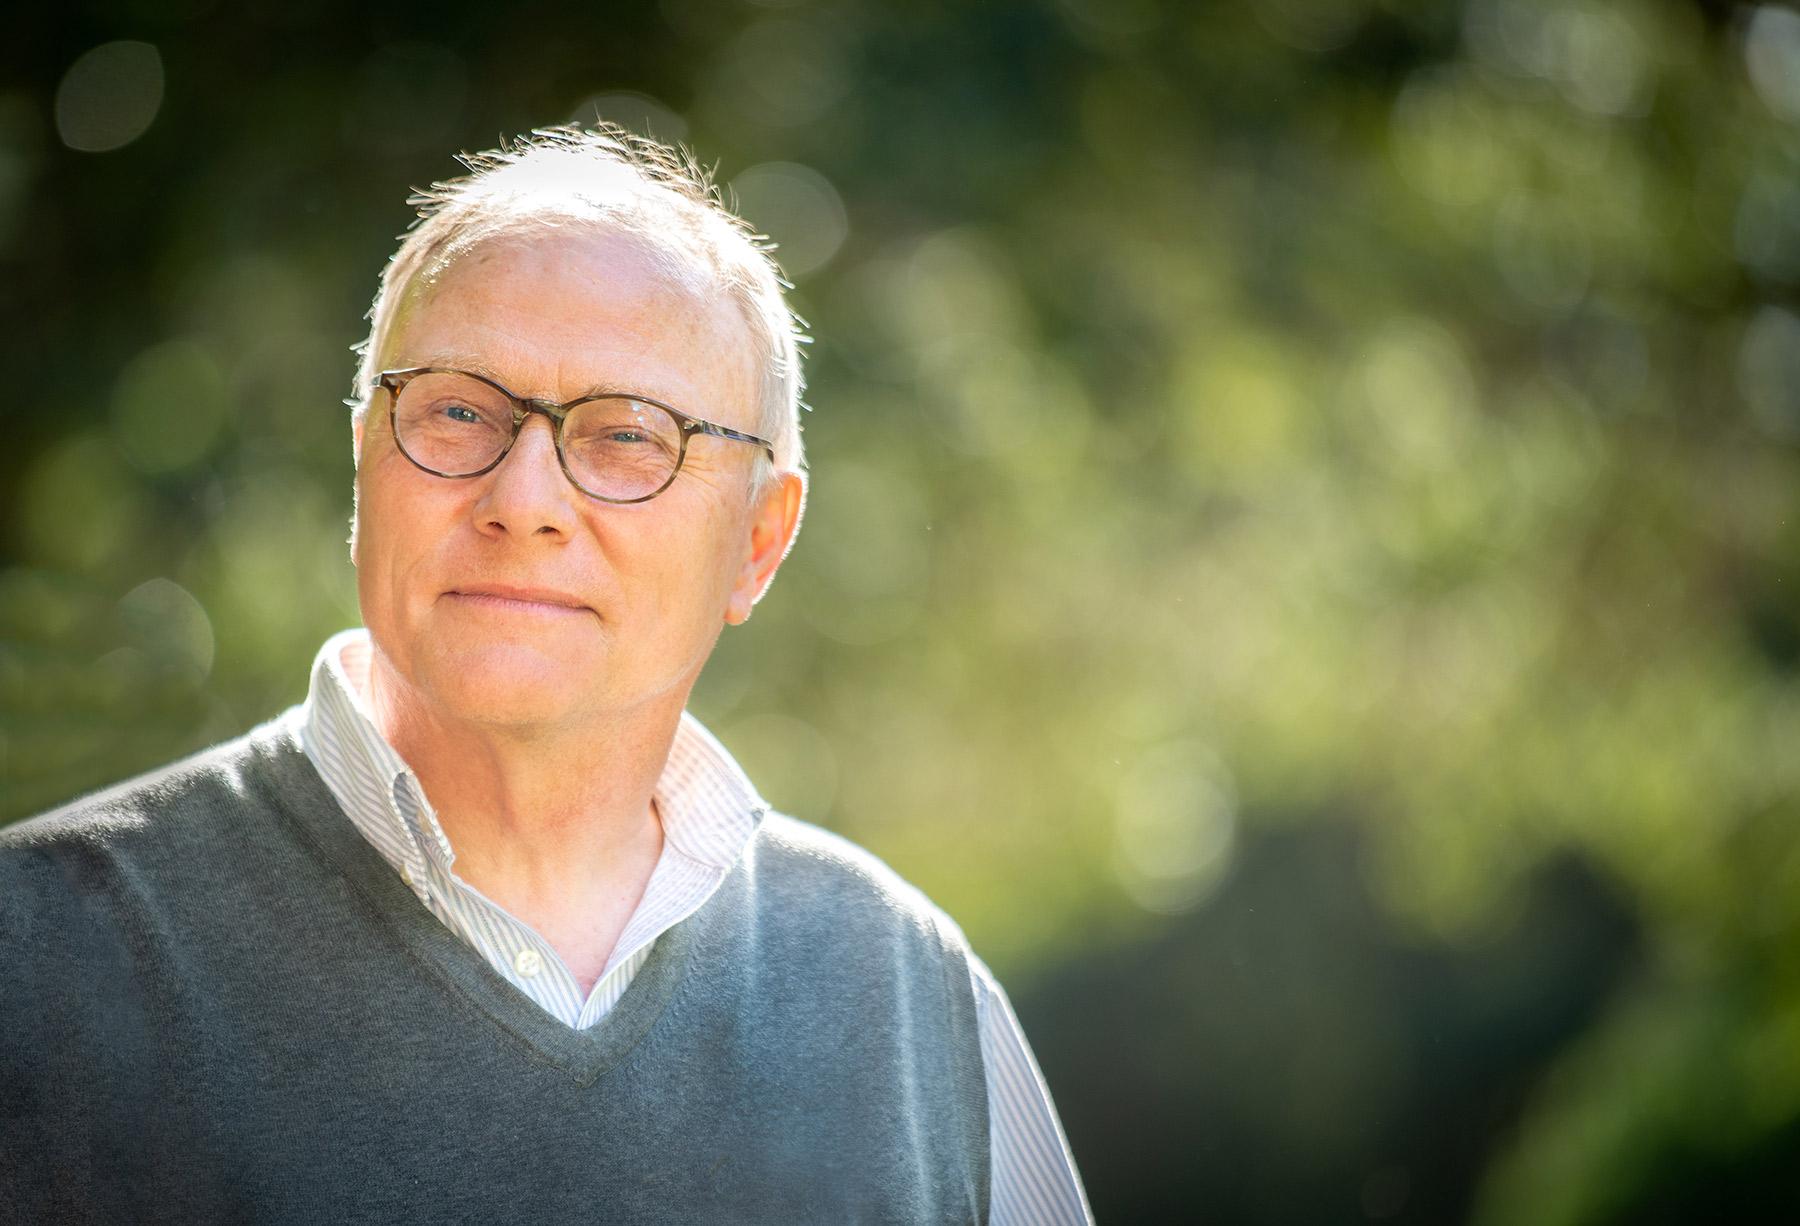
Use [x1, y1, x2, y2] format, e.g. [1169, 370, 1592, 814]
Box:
[443, 404, 483, 424]
[605, 428, 651, 444]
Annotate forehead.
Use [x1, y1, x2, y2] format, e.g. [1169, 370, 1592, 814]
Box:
[391, 227, 759, 421]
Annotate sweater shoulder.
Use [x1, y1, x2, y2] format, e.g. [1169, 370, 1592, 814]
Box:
[0, 713, 307, 868]
[749, 812, 973, 953]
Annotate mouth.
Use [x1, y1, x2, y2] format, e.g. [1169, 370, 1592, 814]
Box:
[443, 584, 595, 618]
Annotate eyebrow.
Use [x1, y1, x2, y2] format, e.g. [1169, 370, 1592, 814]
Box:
[405, 353, 667, 407]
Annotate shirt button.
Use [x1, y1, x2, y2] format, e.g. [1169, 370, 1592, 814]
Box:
[514, 948, 544, 978]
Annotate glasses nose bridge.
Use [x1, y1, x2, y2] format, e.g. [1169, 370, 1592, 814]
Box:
[488, 399, 573, 495]
[510, 397, 570, 445]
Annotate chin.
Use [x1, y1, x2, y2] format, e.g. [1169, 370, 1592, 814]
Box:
[416, 640, 597, 730]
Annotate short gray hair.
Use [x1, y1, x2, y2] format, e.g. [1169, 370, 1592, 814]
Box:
[354, 125, 807, 484]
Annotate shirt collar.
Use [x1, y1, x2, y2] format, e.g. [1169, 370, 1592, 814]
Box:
[299, 628, 766, 878]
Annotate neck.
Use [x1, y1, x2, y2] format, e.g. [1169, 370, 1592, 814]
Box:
[358, 649, 681, 908]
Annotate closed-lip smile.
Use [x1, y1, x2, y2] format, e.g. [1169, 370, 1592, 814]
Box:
[445, 583, 593, 615]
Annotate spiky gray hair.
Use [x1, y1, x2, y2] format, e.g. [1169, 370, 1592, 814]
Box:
[353, 124, 807, 486]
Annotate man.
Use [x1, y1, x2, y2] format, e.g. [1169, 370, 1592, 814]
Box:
[0, 127, 1090, 1224]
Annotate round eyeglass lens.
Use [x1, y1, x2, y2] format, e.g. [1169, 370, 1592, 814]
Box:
[392, 372, 514, 476]
[561, 398, 684, 501]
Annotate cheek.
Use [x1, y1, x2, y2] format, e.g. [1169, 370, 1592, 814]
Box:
[355, 471, 453, 601]
[617, 511, 746, 626]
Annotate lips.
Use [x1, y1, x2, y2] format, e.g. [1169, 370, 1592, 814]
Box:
[444, 583, 594, 615]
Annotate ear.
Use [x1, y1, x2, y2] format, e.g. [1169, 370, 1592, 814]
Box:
[726, 471, 806, 626]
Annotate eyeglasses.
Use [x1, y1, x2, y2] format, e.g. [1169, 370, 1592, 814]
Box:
[374, 367, 775, 504]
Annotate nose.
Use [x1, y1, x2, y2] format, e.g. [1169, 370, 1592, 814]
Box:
[472, 413, 579, 540]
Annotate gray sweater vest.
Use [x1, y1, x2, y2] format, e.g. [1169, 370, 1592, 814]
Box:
[0, 716, 990, 1224]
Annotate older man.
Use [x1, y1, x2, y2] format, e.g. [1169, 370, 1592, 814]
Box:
[0, 128, 1089, 1224]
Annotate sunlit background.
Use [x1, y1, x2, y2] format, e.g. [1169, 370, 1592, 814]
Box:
[5, 1, 1800, 1220]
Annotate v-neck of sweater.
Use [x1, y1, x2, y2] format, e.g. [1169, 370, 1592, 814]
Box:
[254, 716, 699, 1085]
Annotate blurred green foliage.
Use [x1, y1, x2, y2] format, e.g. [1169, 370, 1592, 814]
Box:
[4, 0, 1799, 1220]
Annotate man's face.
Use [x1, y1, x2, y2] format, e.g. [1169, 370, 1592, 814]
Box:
[351, 228, 800, 737]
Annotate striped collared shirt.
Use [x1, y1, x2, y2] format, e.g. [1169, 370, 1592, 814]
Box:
[299, 629, 1091, 1225]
